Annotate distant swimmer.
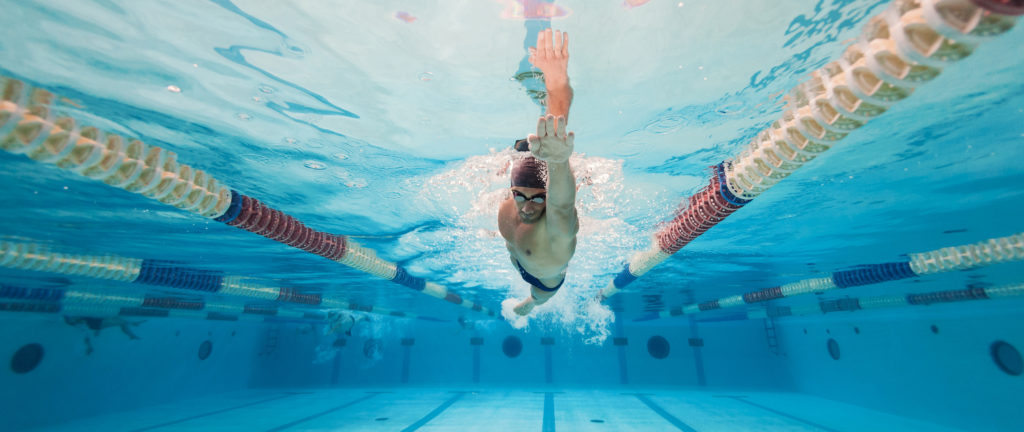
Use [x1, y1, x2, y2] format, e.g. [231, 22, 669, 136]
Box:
[326, 311, 367, 336]
[64, 316, 144, 339]
[499, 29, 579, 316]
[63, 315, 144, 355]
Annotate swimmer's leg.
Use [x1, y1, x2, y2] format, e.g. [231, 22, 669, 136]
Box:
[513, 286, 556, 316]
[120, 324, 141, 340]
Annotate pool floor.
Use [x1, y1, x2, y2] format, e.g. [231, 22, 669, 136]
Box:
[25, 387, 958, 431]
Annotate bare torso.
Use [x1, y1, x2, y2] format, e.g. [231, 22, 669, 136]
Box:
[498, 197, 577, 287]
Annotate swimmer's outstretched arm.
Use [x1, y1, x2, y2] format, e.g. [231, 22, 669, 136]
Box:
[511, 115, 578, 317]
[528, 114, 578, 243]
[529, 29, 573, 121]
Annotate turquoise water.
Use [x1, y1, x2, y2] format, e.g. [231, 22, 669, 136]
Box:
[2, 0, 1023, 430]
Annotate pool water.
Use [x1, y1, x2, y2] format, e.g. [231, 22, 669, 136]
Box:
[1, 0, 1023, 431]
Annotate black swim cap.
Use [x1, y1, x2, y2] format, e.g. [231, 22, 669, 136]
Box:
[511, 156, 546, 189]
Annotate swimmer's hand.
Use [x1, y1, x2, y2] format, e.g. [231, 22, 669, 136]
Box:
[527, 114, 574, 164]
[528, 29, 569, 87]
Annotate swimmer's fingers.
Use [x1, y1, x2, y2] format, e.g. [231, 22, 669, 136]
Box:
[561, 32, 569, 58]
[539, 29, 552, 59]
[555, 115, 567, 138]
[526, 134, 541, 155]
[535, 30, 546, 59]
[535, 115, 549, 137]
[552, 30, 566, 58]
[545, 114, 556, 137]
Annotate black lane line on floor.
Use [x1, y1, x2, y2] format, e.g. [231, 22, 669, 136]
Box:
[544, 344, 553, 384]
[615, 318, 628, 385]
[265, 392, 383, 432]
[688, 316, 707, 386]
[400, 392, 467, 432]
[472, 344, 481, 383]
[331, 349, 342, 385]
[401, 344, 412, 383]
[726, 396, 840, 432]
[132, 393, 310, 432]
[633, 394, 698, 432]
[543, 392, 556, 432]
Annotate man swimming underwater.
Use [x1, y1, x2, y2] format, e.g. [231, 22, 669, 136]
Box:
[499, 29, 578, 316]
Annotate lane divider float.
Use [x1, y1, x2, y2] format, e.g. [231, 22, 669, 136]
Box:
[598, 0, 1019, 302]
[749, 282, 1024, 320]
[0, 77, 494, 318]
[0, 284, 329, 324]
[0, 240, 446, 321]
[640, 232, 1023, 320]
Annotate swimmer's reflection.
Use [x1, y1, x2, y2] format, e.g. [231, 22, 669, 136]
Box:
[499, 29, 578, 316]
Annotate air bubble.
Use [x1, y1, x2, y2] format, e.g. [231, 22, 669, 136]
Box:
[241, 154, 272, 165]
[281, 40, 310, 58]
[304, 161, 327, 170]
[237, 113, 252, 121]
[258, 85, 276, 94]
[644, 114, 687, 134]
[418, 72, 434, 82]
[166, 85, 181, 93]
[716, 101, 744, 115]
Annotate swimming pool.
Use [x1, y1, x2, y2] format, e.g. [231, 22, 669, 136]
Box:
[2, 0, 1023, 430]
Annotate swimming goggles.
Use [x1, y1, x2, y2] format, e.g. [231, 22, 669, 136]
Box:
[512, 190, 545, 204]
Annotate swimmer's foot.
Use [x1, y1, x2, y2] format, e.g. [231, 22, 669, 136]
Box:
[513, 298, 536, 316]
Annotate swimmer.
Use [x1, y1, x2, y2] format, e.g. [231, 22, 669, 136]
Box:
[326, 311, 366, 336]
[64, 315, 144, 339]
[456, 316, 476, 333]
[499, 29, 578, 316]
[63, 315, 144, 355]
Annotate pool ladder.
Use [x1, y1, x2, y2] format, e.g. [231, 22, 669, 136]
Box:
[260, 325, 280, 356]
[764, 316, 782, 356]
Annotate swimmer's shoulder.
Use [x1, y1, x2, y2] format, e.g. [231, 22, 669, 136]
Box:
[497, 198, 517, 241]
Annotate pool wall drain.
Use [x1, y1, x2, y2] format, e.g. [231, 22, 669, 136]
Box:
[597, 0, 1019, 302]
[637, 231, 1024, 321]
[0, 284, 330, 323]
[0, 240, 442, 322]
[0, 79, 494, 318]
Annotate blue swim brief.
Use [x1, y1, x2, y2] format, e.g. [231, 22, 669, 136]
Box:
[515, 259, 564, 292]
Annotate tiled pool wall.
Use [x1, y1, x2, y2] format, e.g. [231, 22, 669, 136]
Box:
[3, 295, 1023, 430]
[258, 318, 786, 389]
[0, 315, 264, 430]
[775, 299, 1024, 432]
